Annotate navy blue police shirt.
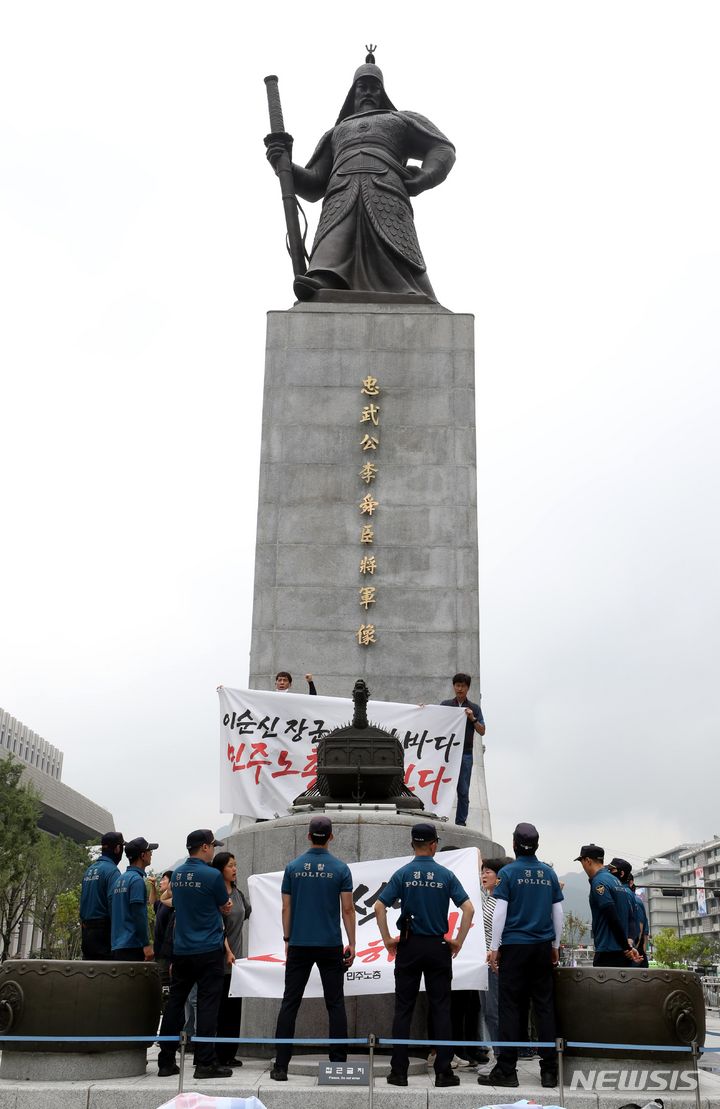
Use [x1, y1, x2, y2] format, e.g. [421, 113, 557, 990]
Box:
[111, 866, 149, 950]
[618, 882, 638, 942]
[378, 856, 469, 936]
[589, 867, 629, 951]
[634, 893, 649, 945]
[492, 855, 564, 943]
[80, 854, 120, 922]
[282, 847, 353, 947]
[171, 856, 230, 955]
[440, 697, 484, 754]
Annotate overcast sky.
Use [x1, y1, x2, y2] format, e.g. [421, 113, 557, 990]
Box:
[2, 2, 719, 876]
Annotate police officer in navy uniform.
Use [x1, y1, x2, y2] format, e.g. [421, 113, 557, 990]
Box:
[608, 856, 640, 956]
[270, 815, 356, 1081]
[110, 836, 158, 961]
[479, 822, 564, 1090]
[629, 875, 650, 967]
[374, 822, 474, 1089]
[79, 831, 124, 959]
[157, 829, 233, 1080]
[576, 844, 641, 968]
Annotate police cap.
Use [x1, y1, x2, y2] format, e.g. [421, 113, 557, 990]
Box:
[101, 831, 124, 849]
[125, 836, 158, 859]
[309, 815, 332, 842]
[609, 856, 632, 876]
[411, 822, 439, 843]
[186, 829, 224, 851]
[575, 843, 605, 861]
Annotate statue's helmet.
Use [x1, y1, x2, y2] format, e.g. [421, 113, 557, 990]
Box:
[336, 55, 397, 124]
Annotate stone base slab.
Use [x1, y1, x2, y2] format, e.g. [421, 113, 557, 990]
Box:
[0, 1047, 147, 1081]
[1, 1054, 720, 1109]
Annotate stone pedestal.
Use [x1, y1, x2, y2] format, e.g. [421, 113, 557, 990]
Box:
[249, 303, 490, 835]
[227, 810, 503, 1057]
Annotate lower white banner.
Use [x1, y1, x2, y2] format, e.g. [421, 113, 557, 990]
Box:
[230, 846, 487, 998]
[218, 687, 467, 822]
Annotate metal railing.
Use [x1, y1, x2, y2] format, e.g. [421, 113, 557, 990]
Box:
[2, 1031, 719, 1109]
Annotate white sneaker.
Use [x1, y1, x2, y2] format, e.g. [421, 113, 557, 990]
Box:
[450, 1055, 464, 1069]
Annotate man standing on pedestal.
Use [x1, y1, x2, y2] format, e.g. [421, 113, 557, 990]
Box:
[441, 673, 485, 827]
[270, 816, 356, 1081]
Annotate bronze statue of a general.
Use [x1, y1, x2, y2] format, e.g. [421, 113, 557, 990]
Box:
[265, 53, 455, 303]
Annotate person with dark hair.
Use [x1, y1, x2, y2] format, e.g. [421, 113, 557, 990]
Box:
[270, 816, 356, 1081]
[440, 673, 485, 826]
[374, 823, 474, 1089]
[479, 823, 563, 1090]
[275, 671, 317, 695]
[110, 836, 158, 961]
[478, 856, 512, 1069]
[79, 831, 124, 959]
[157, 829, 233, 1081]
[210, 851, 252, 1067]
[577, 844, 641, 969]
[153, 870, 175, 990]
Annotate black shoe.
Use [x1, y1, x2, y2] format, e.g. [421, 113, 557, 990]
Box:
[193, 1064, 232, 1079]
[270, 1065, 288, 1081]
[227, 1057, 243, 1067]
[387, 1071, 408, 1086]
[541, 1070, 558, 1088]
[478, 1067, 519, 1087]
[157, 1063, 180, 1077]
[435, 1071, 460, 1087]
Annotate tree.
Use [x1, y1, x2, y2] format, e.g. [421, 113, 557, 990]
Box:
[562, 911, 589, 948]
[31, 835, 92, 958]
[0, 755, 41, 960]
[0, 754, 93, 961]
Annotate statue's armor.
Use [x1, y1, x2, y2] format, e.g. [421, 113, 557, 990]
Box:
[308, 111, 453, 272]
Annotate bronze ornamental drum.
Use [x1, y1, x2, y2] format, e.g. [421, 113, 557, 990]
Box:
[555, 966, 705, 1061]
[0, 959, 162, 1079]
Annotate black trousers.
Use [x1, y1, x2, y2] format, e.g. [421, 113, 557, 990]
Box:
[274, 945, 347, 1070]
[451, 988, 485, 1060]
[593, 950, 630, 968]
[391, 934, 453, 1076]
[158, 948, 226, 1069]
[112, 947, 145, 961]
[496, 942, 557, 1075]
[215, 973, 243, 1064]
[81, 918, 112, 960]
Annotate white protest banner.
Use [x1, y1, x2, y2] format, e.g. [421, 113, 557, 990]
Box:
[230, 846, 487, 999]
[218, 688, 466, 821]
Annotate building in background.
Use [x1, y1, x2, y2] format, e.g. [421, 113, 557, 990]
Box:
[1, 707, 113, 842]
[1, 707, 115, 956]
[634, 844, 701, 938]
[679, 838, 720, 937]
